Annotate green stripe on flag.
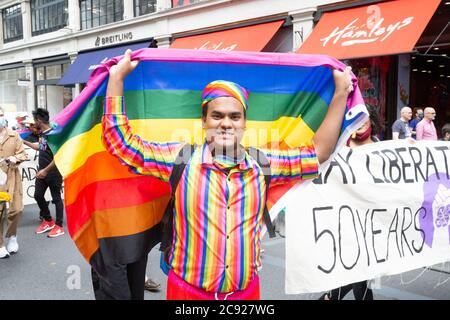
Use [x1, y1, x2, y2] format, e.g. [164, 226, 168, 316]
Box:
[48, 90, 328, 152]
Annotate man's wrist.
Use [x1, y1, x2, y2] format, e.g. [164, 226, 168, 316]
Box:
[109, 73, 125, 83]
[333, 90, 349, 99]
[104, 96, 125, 114]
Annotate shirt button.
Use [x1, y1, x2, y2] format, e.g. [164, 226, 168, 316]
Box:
[226, 265, 229, 269]
[227, 206, 230, 210]
[227, 235, 230, 239]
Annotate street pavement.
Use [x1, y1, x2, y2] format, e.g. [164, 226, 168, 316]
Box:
[0, 204, 449, 300]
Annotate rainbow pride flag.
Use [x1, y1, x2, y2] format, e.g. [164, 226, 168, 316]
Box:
[47, 48, 367, 272]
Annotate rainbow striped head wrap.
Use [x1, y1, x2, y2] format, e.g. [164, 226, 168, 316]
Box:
[201, 80, 249, 110]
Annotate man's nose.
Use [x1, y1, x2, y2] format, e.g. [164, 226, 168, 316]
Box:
[220, 116, 233, 128]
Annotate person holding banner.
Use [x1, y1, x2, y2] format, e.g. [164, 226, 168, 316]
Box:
[101, 49, 354, 300]
[320, 105, 383, 300]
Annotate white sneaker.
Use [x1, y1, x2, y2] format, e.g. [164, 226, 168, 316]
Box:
[6, 236, 18, 254]
[0, 246, 10, 259]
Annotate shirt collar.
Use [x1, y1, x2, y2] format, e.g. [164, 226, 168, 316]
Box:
[200, 141, 252, 171]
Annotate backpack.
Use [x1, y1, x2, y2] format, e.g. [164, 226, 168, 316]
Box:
[159, 143, 276, 265]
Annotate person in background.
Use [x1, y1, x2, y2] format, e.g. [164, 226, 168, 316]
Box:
[320, 105, 383, 300]
[22, 109, 65, 238]
[23, 116, 48, 222]
[416, 107, 437, 141]
[392, 107, 412, 140]
[440, 123, 450, 142]
[0, 108, 29, 259]
[409, 107, 423, 139]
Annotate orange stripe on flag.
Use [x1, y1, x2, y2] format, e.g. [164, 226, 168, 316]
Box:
[64, 151, 148, 206]
[71, 196, 169, 261]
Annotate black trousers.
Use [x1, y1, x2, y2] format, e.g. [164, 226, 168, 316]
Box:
[34, 175, 64, 226]
[329, 281, 373, 300]
[91, 255, 148, 300]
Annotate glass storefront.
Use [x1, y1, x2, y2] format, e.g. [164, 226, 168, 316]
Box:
[35, 61, 72, 118]
[0, 67, 28, 112]
[344, 56, 394, 140]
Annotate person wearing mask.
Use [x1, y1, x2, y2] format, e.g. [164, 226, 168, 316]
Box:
[392, 107, 412, 140]
[416, 107, 437, 141]
[22, 109, 64, 238]
[409, 107, 423, 139]
[320, 105, 383, 300]
[0, 108, 29, 258]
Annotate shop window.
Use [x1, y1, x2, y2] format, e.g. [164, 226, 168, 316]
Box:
[31, 0, 68, 36]
[0, 67, 28, 112]
[36, 67, 45, 81]
[345, 57, 392, 140]
[46, 65, 62, 80]
[80, 0, 123, 30]
[134, 0, 156, 16]
[2, 4, 23, 43]
[35, 62, 72, 116]
[172, 0, 202, 8]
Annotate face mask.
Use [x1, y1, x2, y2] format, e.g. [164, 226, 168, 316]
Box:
[0, 117, 7, 128]
[418, 113, 424, 120]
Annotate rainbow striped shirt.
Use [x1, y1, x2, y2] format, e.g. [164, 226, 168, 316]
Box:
[102, 96, 319, 293]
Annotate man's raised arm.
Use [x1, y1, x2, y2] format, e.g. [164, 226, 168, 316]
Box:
[102, 50, 182, 182]
[312, 66, 354, 164]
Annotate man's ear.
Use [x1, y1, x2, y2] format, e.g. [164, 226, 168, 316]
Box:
[201, 117, 206, 129]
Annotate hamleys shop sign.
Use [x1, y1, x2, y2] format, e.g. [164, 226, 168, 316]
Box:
[320, 15, 414, 47]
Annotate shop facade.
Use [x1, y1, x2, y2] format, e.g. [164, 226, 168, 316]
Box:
[1, 0, 447, 137]
[298, 0, 449, 139]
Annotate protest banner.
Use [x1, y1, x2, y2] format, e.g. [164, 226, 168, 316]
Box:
[277, 140, 450, 293]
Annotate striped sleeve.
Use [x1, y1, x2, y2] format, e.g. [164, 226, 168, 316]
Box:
[259, 143, 319, 186]
[102, 96, 182, 182]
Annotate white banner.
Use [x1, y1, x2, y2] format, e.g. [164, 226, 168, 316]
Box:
[280, 140, 450, 294]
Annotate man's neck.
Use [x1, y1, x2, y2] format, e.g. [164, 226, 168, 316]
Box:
[208, 143, 244, 161]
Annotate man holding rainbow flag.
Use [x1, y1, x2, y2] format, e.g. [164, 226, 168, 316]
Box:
[100, 49, 354, 300]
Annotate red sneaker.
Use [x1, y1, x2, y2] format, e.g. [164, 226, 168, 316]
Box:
[47, 225, 65, 238]
[35, 220, 55, 234]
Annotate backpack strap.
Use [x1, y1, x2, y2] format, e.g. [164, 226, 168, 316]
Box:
[248, 147, 276, 238]
[160, 143, 196, 254]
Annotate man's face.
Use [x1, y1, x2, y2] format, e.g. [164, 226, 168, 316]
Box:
[33, 118, 43, 131]
[402, 108, 412, 121]
[417, 109, 424, 119]
[425, 108, 436, 121]
[202, 97, 246, 152]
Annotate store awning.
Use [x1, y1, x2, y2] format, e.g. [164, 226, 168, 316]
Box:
[58, 41, 152, 85]
[298, 0, 441, 59]
[170, 20, 284, 52]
